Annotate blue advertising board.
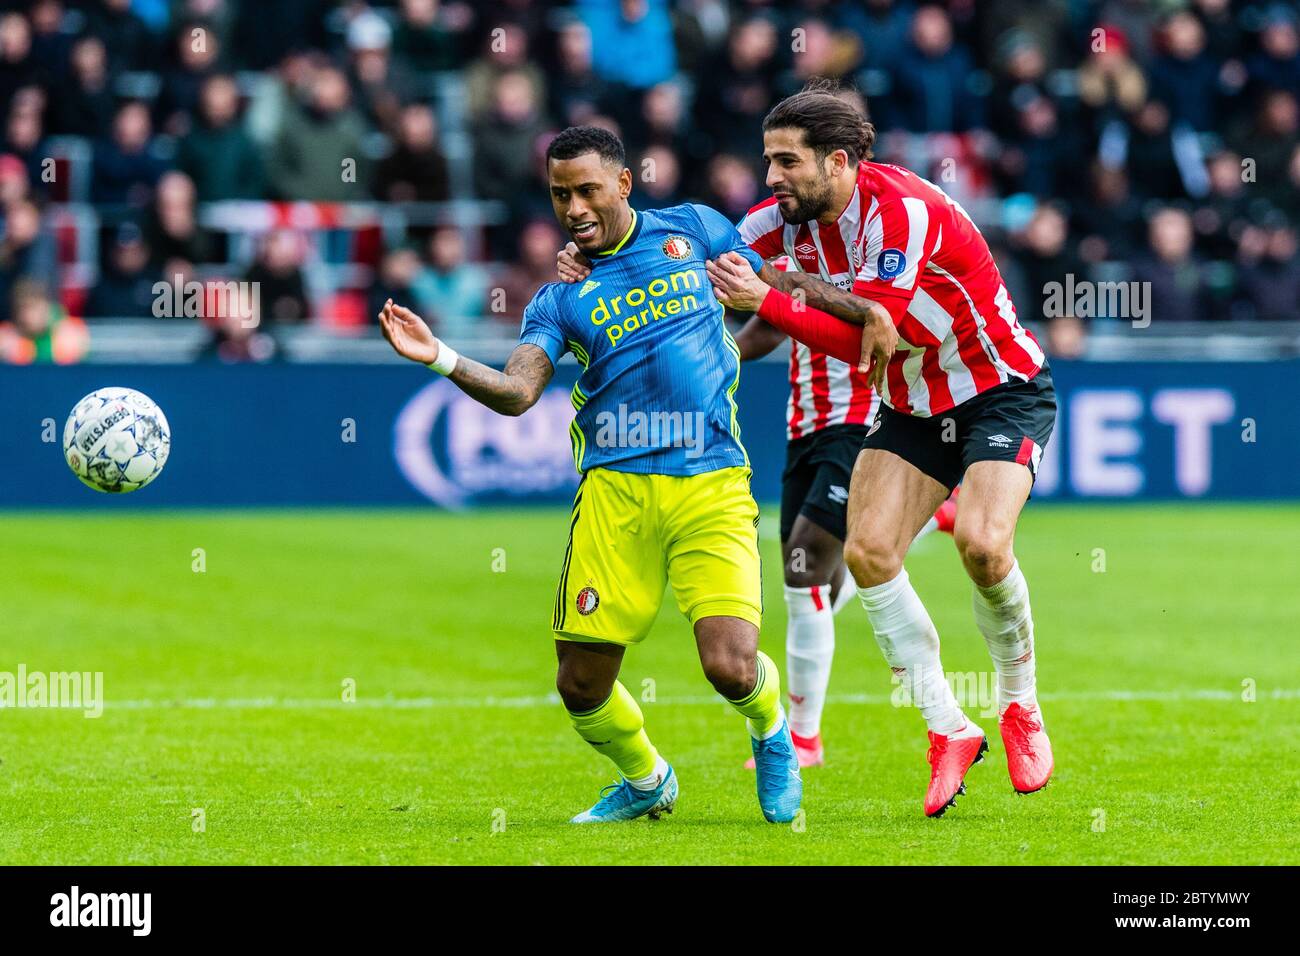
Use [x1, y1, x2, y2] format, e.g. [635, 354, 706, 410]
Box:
[1, 360, 1296, 507]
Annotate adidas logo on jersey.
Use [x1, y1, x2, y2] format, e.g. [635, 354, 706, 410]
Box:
[827, 484, 849, 504]
[578, 279, 600, 298]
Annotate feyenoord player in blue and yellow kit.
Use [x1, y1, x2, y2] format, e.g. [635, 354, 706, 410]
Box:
[379, 126, 802, 824]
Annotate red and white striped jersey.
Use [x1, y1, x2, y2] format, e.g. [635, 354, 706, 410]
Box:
[738, 194, 877, 440]
[849, 162, 1044, 417]
[742, 162, 1044, 421]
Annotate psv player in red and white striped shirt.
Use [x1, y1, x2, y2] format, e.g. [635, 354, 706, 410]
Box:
[709, 81, 1056, 817]
[731, 181, 955, 772]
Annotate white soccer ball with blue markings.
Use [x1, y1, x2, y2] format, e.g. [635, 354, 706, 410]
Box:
[63, 387, 170, 493]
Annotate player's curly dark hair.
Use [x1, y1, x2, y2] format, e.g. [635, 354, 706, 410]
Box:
[546, 126, 627, 168]
[762, 77, 876, 164]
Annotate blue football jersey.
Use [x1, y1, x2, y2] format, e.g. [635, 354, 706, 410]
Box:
[519, 203, 764, 476]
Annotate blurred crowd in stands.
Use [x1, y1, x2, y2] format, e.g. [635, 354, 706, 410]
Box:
[0, 0, 1296, 363]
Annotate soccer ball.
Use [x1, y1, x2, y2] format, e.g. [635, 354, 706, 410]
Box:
[63, 387, 171, 493]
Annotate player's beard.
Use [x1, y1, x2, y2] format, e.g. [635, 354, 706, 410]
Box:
[777, 177, 835, 225]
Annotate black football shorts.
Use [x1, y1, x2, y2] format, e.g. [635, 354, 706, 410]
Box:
[779, 423, 869, 542]
[860, 365, 1057, 492]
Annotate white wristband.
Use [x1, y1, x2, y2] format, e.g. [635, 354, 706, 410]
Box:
[426, 343, 459, 376]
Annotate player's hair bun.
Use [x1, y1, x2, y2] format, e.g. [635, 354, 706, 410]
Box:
[762, 78, 876, 163]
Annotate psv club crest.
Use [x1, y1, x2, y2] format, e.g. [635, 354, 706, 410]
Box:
[662, 236, 692, 260]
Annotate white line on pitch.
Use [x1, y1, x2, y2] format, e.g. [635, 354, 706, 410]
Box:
[87, 688, 1300, 711]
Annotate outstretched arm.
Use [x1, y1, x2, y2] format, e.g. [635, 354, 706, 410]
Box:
[708, 254, 898, 390]
[769, 269, 892, 331]
[445, 343, 554, 416]
[751, 287, 864, 367]
[379, 299, 553, 416]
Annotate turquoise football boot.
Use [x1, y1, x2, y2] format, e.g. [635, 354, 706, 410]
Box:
[751, 712, 803, 823]
[570, 765, 678, 823]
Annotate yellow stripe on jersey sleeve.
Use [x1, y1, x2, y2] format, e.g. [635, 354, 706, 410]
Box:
[569, 418, 587, 472]
[568, 340, 590, 368]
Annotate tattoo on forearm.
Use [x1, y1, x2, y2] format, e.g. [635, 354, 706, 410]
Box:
[758, 264, 886, 326]
[782, 272, 880, 326]
[449, 344, 554, 416]
[762, 267, 797, 296]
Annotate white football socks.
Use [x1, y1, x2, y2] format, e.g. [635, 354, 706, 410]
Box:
[783, 584, 835, 738]
[627, 754, 669, 792]
[858, 568, 968, 736]
[973, 560, 1038, 713]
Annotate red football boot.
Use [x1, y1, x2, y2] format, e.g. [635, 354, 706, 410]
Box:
[790, 730, 824, 767]
[924, 726, 988, 817]
[934, 487, 959, 535]
[999, 702, 1053, 794]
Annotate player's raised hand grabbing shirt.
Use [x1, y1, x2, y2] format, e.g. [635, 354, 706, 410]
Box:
[519, 204, 764, 476]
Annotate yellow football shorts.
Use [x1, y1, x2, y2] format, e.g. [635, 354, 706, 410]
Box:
[552, 465, 763, 645]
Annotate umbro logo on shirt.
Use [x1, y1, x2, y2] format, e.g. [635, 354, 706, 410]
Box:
[794, 242, 817, 256]
[988, 434, 1013, 448]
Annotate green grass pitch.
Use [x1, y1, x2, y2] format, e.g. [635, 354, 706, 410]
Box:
[1, 504, 1297, 865]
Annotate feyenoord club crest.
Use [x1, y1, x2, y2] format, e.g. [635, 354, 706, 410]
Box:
[576, 586, 600, 615]
[662, 236, 692, 260]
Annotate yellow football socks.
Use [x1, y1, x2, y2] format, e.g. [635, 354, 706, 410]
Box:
[567, 680, 659, 781]
[728, 650, 784, 739]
